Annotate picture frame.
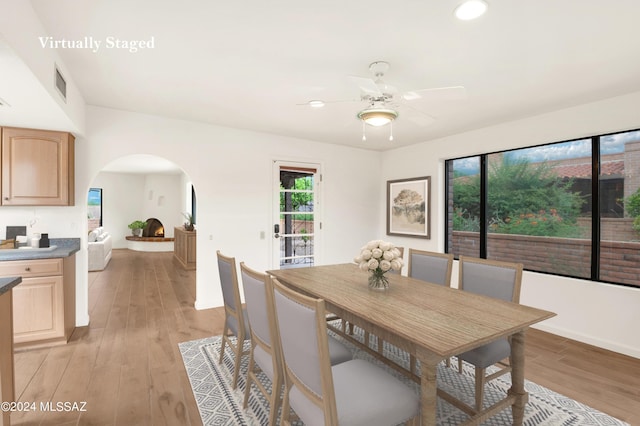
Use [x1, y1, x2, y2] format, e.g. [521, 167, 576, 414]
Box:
[387, 176, 430, 239]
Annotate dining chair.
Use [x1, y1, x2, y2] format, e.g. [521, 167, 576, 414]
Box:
[240, 263, 352, 425]
[407, 248, 453, 286]
[456, 255, 523, 411]
[217, 250, 250, 390]
[271, 278, 419, 426]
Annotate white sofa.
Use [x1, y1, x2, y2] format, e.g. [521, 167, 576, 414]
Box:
[88, 227, 112, 271]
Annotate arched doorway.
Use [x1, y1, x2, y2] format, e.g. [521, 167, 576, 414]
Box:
[86, 154, 197, 263]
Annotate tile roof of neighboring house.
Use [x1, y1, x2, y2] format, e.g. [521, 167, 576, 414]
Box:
[452, 156, 625, 182]
[551, 160, 624, 178]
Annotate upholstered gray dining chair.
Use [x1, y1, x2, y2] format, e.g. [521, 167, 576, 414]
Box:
[217, 250, 250, 389]
[240, 263, 352, 425]
[271, 278, 419, 426]
[456, 255, 523, 411]
[407, 248, 453, 286]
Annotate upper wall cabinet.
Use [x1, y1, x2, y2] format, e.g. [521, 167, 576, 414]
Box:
[1, 127, 75, 206]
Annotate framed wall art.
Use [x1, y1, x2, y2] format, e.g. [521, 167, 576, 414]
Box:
[387, 176, 430, 239]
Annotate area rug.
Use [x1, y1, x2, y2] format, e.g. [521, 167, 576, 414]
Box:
[179, 330, 628, 426]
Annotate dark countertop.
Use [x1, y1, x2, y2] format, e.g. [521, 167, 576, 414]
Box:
[0, 276, 22, 296]
[0, 238, 80, 261]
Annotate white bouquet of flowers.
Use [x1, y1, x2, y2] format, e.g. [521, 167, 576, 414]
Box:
[354, 240, 403, 289]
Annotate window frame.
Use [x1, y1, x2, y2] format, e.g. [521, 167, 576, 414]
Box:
[445, 128, 640, 289]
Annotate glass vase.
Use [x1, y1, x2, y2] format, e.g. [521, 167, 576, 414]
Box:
[368, 270, 389, 290]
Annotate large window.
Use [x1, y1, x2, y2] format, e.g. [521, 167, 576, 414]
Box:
[599, 131, 640, 285]
[446, 129, 640, 287]
[448, 156, 480, 258]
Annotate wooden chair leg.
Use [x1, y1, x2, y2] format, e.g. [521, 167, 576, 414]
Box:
[475, 366, 486, 411]
[281, 383, 292, 426]
[242, 348, 255, 408]
[458, 357, 463, 373]
[409, 354, 416, 374]
[231, 341, 242, 389]
[406, 416, 418, 425]
[269, 371, 283, 426]
[219, 330, 228, 364]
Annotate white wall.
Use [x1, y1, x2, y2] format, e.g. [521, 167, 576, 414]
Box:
[91, 172, 145, 248]
[0, 0, 85, 134]
[78, 106, 382, 315]
[382, 90, 640, 359]
[141, 174, 183, 239]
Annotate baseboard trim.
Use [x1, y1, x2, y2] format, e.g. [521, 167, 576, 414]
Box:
[533, 323, 640, 359]
[194, 299, 216, 310]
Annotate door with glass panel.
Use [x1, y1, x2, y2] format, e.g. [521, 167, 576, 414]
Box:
[272, 161, 320, 269]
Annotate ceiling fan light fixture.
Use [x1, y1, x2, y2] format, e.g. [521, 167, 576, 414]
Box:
[454, 0, 488, 20]
[357, 108, 398, 127]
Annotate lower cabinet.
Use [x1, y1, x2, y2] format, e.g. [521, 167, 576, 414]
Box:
[0, 256, 75, 348]
[174, 227, 196, 270]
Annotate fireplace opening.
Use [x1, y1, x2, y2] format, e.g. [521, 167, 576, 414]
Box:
[143, 218, 164, 238]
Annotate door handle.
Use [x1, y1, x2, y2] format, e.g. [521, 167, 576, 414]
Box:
[274, 224, 280, 238]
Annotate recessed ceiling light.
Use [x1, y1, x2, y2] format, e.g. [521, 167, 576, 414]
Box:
[454, 0, 488, 20]
[308, 100, 325, 108]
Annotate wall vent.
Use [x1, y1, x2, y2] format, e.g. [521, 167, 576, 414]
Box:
[54, 65, 67, 102]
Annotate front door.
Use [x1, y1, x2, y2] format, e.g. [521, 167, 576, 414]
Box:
[272, 161, 321, 269]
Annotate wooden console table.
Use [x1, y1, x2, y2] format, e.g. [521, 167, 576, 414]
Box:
[173, 227, 196, 270]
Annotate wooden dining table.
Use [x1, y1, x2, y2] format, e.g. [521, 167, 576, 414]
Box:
[268, 263, 556, 426]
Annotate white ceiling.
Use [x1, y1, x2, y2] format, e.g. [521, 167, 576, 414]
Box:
[13, 1, 640, 152]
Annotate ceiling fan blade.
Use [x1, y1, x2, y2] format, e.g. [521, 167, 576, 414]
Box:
[406, 115, 435, 127]
[348, 76, 382, 96]
[401, 102, 436, 127]
[403, 86, 467, 101]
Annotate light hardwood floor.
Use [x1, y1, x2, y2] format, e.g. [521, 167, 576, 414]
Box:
[10, 249, 640, 425]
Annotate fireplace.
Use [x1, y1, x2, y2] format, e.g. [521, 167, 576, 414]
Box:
[143, 218, 164, 238]
[125, 217, 174, 251]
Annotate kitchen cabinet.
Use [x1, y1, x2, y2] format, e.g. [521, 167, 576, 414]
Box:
[0, 256, 76, 349]
[1, 127, 75, 206]
[174, 227, 196, 270]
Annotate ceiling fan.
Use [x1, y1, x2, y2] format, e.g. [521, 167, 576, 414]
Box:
[303, 61, 466, 140]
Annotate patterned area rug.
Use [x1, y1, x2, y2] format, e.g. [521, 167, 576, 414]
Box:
[179, 330, 628, 426]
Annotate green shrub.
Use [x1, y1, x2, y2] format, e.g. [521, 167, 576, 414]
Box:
[625, 188, 640, 218]
[453, 208, 480, 232]
[453, 156, 584, 237]
[490, 209, 584, 238]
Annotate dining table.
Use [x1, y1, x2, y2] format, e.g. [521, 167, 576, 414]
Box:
[268, 263, 556, 426]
